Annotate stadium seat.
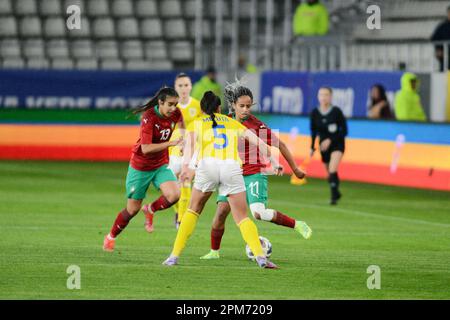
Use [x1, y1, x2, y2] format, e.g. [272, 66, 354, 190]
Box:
[19, 17, 42, 38]
[47, 39, 69, 58]
[238, 0, 251, 18]
[96, 40, 119, 58]
[75, 58, 99, 69]
[117, 18, 140, 39]
[135, 0, 158, 17]
[43, 17, 66, 38]
[111, 0, 134, 17]
[67, 18, 90, 38]
[169, 41, 193, 62]
[27, 57, 50, 69]
[71, 40, 93, 58]
[23, 39, 45, 57]
[385, 1, 448, 19]
[160, 0, 182, 17]
[144, 41, 168, 60]
[87, 0, 109, 16]
[163, 19, 186, 39]
[100, 58, 123, 70]
[40, 0, 62, 16]
[0, 39, 21, 58]
[0, 0, 12, 14]
[51, 58, 74, 69]
[140, 18, 163, 39]
[121, 40, 144, 59]
[188, 20, 211, 40]
[15, 0, 37, 16]
[2, 57, 25, 68]
[92, 18, 115, 38]
[183, 0, 197, 18]
[148, 60, 173, 70]
[64, 0, 85, 12]
[125, 59, 152, 70]
[207, 0, 231, 18]
[0, 17, 18, 37]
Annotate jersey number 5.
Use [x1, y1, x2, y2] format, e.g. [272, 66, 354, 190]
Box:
[213, 125, 228, 149]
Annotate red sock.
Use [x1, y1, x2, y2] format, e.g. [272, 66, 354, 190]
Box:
[109, 208, 132, 238]
[150, 196, 174, 213]
[272, 211, 296, 228]
[211, 228, 225, 250]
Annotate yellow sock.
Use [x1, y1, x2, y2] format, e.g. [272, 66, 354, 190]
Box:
[178, 183, 191, 223]
[238, 218, 264, 257]
[173, 202, 179, 215]
[171, 209, 199, 257]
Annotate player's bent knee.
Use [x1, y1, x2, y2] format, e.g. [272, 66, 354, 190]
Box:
[249, 203, 274, 222]
[165, 190, 181, 203]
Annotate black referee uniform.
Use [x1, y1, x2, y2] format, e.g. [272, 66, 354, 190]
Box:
[310, 105, 348, 204]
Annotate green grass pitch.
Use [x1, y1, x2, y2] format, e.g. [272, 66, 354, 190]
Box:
[0, 160, 449, 299]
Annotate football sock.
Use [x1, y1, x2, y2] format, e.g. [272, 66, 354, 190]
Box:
[238, 218, 264, 257]
[178, 183, 191, 223]
[272, 211, 296, 228]
[150, 195, 175, 213]
[109, 208, 132, 238]
[328, 172, 340, 199]
[171, 209, 199, 257]
[173, 202, 179, 215]
[211, 227, 225, 250]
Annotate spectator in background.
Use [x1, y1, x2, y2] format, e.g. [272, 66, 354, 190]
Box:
[394, 73, 426, 122]
[368, 84, 392, 120]
[292, 0, 329, 37]
[191, 66, 223, 106]
[431, 5, 450, 71]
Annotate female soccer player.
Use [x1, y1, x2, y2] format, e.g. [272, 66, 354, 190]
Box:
[168, 73, 202, 230]
[310, 87, 348, 205]
[103, 87, 184, 252]
[200, 83, 312, 260]
[162, 91, 278, 269]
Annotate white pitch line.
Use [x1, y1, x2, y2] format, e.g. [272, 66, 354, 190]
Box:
[271, 199, 450, 229]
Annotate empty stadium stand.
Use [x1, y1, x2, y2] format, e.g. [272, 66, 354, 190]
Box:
[0, 0, 448, 71]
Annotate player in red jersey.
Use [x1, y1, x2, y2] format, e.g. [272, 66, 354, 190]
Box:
[200, 83, 312, 260]
[103, 87, 185, 252]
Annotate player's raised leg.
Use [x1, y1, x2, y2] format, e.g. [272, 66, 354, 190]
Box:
[200, 199, 230, 260]
[142, 172, 180, 233]
[227, 191, 278, 269]
[103, 198, 142, 252]
[163, 187, 212, 265]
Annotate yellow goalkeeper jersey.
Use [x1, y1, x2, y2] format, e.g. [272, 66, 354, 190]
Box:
[169, 97, 202, 157]
[186, 113, 246, 162]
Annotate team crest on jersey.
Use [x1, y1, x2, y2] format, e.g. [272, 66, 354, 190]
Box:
[171, 122, 175, 129]
[189, 108, 197, 117]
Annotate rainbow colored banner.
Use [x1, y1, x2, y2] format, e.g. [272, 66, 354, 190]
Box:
[0, 117, 449, 191]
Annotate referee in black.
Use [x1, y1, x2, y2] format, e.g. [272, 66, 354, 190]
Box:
[310, 87, 348, 205]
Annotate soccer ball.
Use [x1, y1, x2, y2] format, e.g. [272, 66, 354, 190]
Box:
[245, 236, 272, 261]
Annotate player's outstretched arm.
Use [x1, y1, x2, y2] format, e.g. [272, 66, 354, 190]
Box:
[243, 129, 271, 159]
[180, 131, 196, 182]
[278, 140, 306, 179]
[141, 138, 182, 155]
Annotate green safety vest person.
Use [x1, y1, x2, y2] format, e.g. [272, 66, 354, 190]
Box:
[394, 73, 427, 122]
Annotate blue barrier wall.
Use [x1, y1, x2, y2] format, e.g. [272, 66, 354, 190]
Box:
[259, 71, 403, 118]
[0, 70, 203, 110]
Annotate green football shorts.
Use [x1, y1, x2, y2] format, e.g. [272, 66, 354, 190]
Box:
[125, 164, 177, 200]
[216, 173, 268, 206]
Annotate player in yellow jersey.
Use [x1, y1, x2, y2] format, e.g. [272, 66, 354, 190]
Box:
[165, 73, 201, 231]
[162, 91, 278, 268]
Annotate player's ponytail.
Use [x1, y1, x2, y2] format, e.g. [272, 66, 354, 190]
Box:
[200, 91, 221, 128]
[131, 86, 178, 115]
[224, 78, 254, 112]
